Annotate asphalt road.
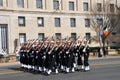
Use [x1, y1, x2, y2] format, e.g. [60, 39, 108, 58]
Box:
[0, 57, 120, 80]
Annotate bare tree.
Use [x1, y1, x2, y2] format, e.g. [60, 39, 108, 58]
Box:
[88, 0, 120, 56]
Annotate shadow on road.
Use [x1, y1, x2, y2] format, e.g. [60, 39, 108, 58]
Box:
[8, 67, 87, 76]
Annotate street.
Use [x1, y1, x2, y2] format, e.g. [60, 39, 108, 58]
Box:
[0, 57, 120, 80]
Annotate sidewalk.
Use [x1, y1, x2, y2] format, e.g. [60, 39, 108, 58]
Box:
[0, 61, 20, 67]
[89, 55, 120, 60]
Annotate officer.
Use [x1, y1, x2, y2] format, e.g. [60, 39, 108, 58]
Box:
[27, 46, 34, 70]
[33, 46, 39, 71]
[70, 45, 77, 71]
[70, 46, 75, 72]
[37, 42, 44, 72]
[41, 43, 47, 72]
[46, 42, 53, 75]
[83, 45, 90, 71]
[21, 45, 28, 69]
[19, 46, 25, 68]
[75, 41, 84, 70]
[64, 46, 71, 73]
[55, 41, 62, 72]
[78, 45, 84, 70]
[59, 44, 66, 71]
[64, 41, 74, 73]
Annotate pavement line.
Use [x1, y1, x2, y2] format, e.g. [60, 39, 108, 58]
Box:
[0, 71, 23, 75]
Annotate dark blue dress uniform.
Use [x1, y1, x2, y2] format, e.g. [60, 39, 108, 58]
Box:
[37, 47, 44, 71]
[20, 49, 24, 67]
[41, 45, 47, 71]
[19, 49, 28, 68]
[56, 45, 65, 70]
[78, 46, 84, 66]
[28, 48, 34, 67]
[83, 46, 90, 71]
[64, 46, 74, 73]
[19, 39, 91, 74]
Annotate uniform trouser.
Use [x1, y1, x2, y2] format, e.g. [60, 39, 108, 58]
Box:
[20, 57, 23, 64]
[46, 59, 56, 71]
[66, 59, 71, 68]
[84, 52, 89, 66]
[29, 57, 34, 65]
[42, 58, 47, 68]
[34, 58, 38, 66]
[38, 57, 43, 67]
[71, 55, 74, 68]
[51, 59, 57, 70]
[65, 57, 72, 68]
[77, 54, 83, 65]
[56, 58, 61, 68]
[24, 56, 28, 65]
[72, 55, 75, 63]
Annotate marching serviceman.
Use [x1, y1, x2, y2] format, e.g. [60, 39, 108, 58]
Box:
[19, 36, 92, 75]
[41, 42, 47, 72]
[37, 42, 44, 72]
[64, 41, 75, 73]
[19, 44, 25, 68]
[83, 41, 90, 71]
[46, 41, 58, 75]
[64, 46, 71, 73]
[77, 43, 84, 70]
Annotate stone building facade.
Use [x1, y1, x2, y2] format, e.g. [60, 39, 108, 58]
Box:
[0, 0, 120, 54]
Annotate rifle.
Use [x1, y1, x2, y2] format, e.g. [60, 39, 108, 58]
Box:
[78, 36, 86, 50]
[26, 39, 38, 52]
[48, 41, 56, 54]
[83, 38, 91, 52]
[66, 36, 80, 52]
[37, 37, 49, 53]
[54, 41, 63, 51]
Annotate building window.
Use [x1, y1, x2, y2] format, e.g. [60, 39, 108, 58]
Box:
[55, 18, 61, 27]
[17, 0, 24, 8]
[86, 33, 91, 43]
[19, 33, 26, 44]
[71, 33, 76, 40]
[83, 2, 88, 11]
[85, 19, 90, 27]
[0, 0, 3, 6]
[38, 33, 44, 41]
[110, 4, 114, 12]
[53, 0, 59, 10]
[69, 1, 74, 11]
[70, 18, 76, 27]
[97, 18, 103, 25]
[97, 3, 102, 12]
[37, 17, 44, 27]
[55, 33, 61, 40]
[18, 16, 25, 26]
[36, 0, 43, 8]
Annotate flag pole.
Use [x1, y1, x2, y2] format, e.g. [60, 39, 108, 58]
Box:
[97, 18, 103, 57]
[99, 25, 103, 56]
